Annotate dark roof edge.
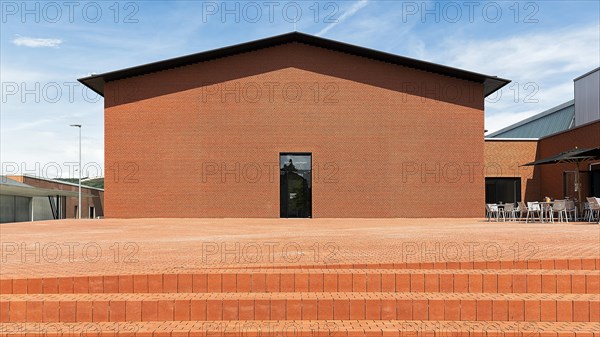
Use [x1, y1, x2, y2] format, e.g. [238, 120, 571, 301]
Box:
[486, 100, 575, 138]
[484, 138, 539, 141]
[78, 32, 510, 98]
[573, 67, 600, 81]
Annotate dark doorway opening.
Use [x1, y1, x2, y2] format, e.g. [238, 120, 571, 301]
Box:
[590, 164, 600, 197]
[563, 171, 591, 200]
[485, 178, 521, 205]
[280, 153, 312, 218]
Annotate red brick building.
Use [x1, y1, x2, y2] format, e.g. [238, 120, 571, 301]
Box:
[2, 175, 104, 222]
[80, 32, 511, 218]
[484, 122, 600, 204]
[484, 68, 600, 205]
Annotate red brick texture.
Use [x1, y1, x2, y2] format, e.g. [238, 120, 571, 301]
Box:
[3, 267, 599, 295]
[103, 42, 485, 218]
[1, 219, 598, 335]
[536, 121, 600, 199]
[3, 293, 598, 323]
[1, 264, 598, 335]
[483, 140, 539, 201]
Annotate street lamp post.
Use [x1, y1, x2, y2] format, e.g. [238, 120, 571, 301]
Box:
[70, 124, 82, 219]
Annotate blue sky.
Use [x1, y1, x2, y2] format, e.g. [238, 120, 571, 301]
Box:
[1, 0, 599, 178]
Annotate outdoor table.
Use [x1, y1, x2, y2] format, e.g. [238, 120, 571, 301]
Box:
[539, 201, 554, 223]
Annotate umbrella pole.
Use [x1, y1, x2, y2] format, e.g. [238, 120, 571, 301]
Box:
[575, 162, 582, 218]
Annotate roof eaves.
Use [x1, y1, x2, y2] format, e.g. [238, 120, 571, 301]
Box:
[78, 32, 510, 98]
[573, 67, 600, 82]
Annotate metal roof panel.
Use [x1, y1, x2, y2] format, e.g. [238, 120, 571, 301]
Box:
[487, 101, 575, 138]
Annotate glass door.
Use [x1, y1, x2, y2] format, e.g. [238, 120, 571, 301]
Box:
[280, 153, 312, 218]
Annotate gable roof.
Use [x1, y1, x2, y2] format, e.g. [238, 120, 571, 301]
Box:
[78, 32, 510, 97]
[486, 100, 575, 139]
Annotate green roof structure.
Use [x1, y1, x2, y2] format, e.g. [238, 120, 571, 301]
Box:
[486, 100, 575, 139]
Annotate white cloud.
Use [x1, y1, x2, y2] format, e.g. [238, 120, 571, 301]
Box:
[426, 24, 599, 133]
[324, 20, 598, 133]
[12, 36, 63, 48]
[317, 0, 369, 37]
[436, 24, 600, 82]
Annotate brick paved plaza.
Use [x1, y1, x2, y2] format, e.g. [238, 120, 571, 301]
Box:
[1, 218, 599, 336]
[1, 218, 599, 277]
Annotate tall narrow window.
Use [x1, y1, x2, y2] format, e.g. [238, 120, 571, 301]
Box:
[280, 153, 312, 218]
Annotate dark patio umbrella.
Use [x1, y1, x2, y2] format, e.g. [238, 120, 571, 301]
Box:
[522, 146, 600, 204]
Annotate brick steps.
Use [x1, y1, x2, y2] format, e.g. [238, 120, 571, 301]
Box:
[3, 269, 598, 295]
[2, 258, 598, 283]
[1, 259, 598, 335]
[2, 292, 599, 323]
[210, 258, 600, 270]
[1, 320, 599, 336]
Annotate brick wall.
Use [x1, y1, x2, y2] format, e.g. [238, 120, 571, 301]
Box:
[483, 140, 539, 201]
[537, 121, 600, 200]
[104, 42, 486, 218]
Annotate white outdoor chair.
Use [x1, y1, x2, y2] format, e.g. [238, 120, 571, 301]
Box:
[597, 198, 600, 224]
[565, 200, 577, 221]
[486, 204, 501, 222]
[587, 197, 600, 223]
[583, 202, 591, 221]
[525, 202, 541, 223]
[552, 200, 568, 223]
[503, 203, 517, 221]
[516, 201, 528, 222]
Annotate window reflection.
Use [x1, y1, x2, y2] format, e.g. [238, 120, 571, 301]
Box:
[280, 154, 312, 218]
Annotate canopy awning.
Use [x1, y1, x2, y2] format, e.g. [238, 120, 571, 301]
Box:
[521, 146, 600, 205]
[522, 147, 600, 166]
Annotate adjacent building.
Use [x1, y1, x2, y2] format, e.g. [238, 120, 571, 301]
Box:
[0, 175, 104, 223]
[484, 68, 600, 205]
